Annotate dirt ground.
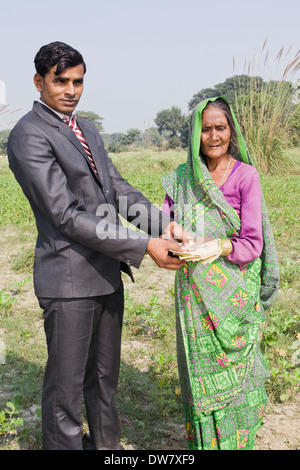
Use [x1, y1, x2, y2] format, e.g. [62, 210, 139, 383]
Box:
[254, 394, 300, 450]
[0, 230, 299, 450]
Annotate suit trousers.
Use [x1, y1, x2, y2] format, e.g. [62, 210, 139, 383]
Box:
[39, 282, 124, 450]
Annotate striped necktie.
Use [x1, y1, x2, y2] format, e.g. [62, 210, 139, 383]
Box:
[64, 114, 99, 179]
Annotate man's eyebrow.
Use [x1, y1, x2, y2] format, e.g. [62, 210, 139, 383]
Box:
[53, 77, 83, 83]
[53, 77, 68, 82]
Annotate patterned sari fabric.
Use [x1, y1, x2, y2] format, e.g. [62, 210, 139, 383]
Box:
[162, 97, 279, 450]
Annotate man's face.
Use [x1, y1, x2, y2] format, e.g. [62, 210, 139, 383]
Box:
[34, 63, 85, 115]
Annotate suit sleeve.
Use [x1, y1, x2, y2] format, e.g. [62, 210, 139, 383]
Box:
[105, 153, 172, 238]
[7, 122, 158, 268]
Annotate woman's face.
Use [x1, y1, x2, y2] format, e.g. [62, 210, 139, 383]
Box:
[200, 106, 231, 160]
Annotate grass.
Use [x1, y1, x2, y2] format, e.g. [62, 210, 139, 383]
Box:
[0, 147, 299, 449]
[111, 148, 185, 206]
[0, 159, 34, 227]
[233, 41, 300, 174]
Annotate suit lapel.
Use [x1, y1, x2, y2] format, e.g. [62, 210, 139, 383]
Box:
[33, 102, 104, 187]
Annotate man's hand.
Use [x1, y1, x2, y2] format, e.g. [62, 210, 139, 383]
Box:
[162, 221, 195, 249]
[146, 222, 195, 271]
[146, 238, 187, 271]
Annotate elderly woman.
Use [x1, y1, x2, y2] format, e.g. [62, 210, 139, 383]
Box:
[162, 97, 279, 450]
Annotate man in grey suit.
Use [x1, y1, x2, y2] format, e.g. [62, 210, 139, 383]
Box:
[8, 42, 193, 450]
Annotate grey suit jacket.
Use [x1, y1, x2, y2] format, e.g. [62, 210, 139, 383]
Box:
[8, 102, 171, 298]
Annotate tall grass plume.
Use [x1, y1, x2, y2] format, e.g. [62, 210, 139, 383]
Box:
[233, 39, 300, 174]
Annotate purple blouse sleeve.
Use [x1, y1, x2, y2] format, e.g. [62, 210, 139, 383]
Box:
[162, 194, 175, 219]
[162, 166, 263, 265]
[226, 170, 263, 265]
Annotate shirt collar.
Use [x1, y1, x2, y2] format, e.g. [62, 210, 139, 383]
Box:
[38, 99, 75, 122]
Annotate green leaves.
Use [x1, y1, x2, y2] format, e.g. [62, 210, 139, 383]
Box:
[0, 290, 17, 315]
[76, 110, 104, 132]
[124, 291, 168, 338]
[0, 399, 23, 437]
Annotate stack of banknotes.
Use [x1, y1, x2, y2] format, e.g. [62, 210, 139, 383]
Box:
[170, 239, 223, 265]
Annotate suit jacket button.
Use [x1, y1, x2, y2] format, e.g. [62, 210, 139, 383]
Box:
[103, 188, 109, 195]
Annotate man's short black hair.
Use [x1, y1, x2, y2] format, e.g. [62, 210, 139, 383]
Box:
[34, 41, 86, 78]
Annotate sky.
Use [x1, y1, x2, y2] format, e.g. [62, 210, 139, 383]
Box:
[0, 0, 299, 134]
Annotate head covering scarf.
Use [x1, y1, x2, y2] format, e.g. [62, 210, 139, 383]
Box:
[162, 97, 279, 450]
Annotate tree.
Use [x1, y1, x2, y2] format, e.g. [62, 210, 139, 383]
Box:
[188, 75, 264, 111]
[188, 88, 217, 110]
[178, 115, 190, 148]
[0, 129, 10, 155]
[76, 110, 104, 132]
[107, 141, 125, 153]
[154, 106, 185, 137]
[121, 128, 141, 145]
[140, 127, 165, 148]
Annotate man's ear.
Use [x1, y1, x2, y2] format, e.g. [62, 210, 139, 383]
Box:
[33, 73, 43, 93]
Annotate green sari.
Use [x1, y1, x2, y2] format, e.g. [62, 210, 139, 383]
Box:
[162, 97, 279, 450]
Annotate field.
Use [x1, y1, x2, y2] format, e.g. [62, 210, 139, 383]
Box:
[0, 148, 299, 450]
